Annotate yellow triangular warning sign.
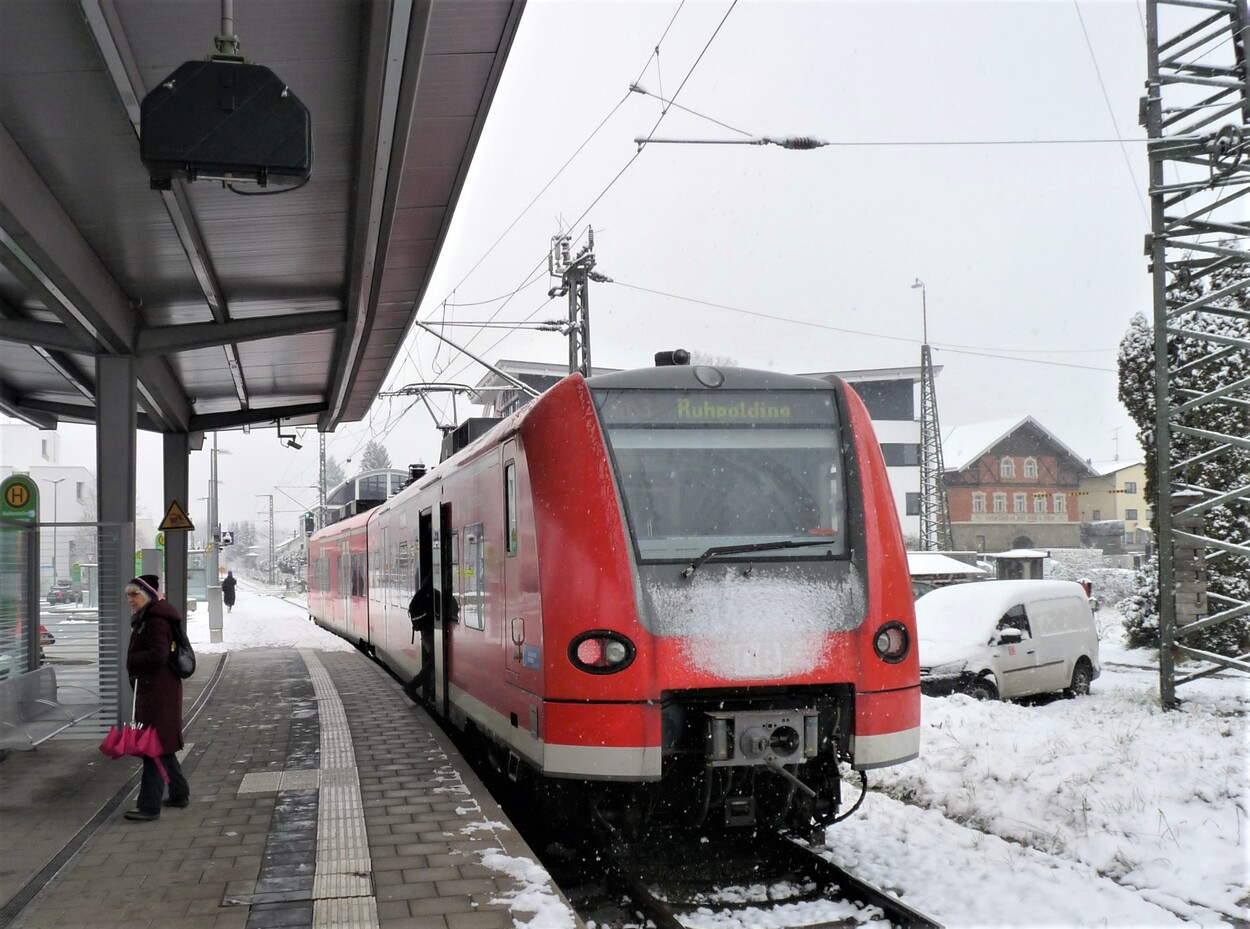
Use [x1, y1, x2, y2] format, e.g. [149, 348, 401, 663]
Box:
[159, 499, 196, 532]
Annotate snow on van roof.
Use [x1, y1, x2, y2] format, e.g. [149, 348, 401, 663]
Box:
[915, 579, 1086, 625]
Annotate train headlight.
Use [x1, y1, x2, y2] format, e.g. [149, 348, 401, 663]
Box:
[569, 631, 636, 674]
[873, 621, 910, 663]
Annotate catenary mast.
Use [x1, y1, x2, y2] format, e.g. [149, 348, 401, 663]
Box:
[1144, 0, 1250, 704]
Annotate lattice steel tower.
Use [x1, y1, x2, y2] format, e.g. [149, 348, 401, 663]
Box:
[1144, 0, 1250, 704]
[914, 280, 953, 552]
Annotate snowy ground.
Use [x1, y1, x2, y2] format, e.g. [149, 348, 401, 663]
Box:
[186, 579, 1249, 928]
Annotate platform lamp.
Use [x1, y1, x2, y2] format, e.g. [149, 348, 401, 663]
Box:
[47, 478, 65, 585]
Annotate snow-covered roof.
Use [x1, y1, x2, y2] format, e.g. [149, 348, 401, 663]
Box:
[799, 365, 928, 383]
[942, 415, 1095, 476]
[986, 549, 1050, 559]
[1086, 459, 1145, 478]
[907, 552, 987, 577]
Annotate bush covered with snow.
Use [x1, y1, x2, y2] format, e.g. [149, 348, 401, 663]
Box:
[1046, 553, 1138, 606]
[1120, 555, 1161, 649]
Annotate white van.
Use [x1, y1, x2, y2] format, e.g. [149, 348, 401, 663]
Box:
[915, 580, 1100, 701]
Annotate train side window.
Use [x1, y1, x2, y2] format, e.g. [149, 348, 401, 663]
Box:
[462, 523, 485, 630]
[397, 541, 411, 603]
[505, 461, 518, 556]
[351, 553, 366, 597]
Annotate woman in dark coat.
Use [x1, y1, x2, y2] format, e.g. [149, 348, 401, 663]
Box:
[123, 574, 190, 821]
[221, 570, 237, 613]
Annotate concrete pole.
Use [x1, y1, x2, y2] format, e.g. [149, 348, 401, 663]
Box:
[207, 432, 223, 643]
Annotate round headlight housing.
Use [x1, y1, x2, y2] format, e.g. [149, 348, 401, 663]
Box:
[873, 621, 910, 663]
[569, 631, 636, 674]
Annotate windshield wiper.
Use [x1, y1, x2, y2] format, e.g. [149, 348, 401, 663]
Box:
[680, 538, 835, 578]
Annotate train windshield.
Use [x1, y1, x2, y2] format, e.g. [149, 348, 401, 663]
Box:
[592, 389, 847, 562]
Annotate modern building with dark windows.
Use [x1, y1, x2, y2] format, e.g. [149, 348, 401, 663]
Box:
[325, 469, 411, 522]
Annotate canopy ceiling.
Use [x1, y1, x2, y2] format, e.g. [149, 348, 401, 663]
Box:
[0, 0, 525, 436]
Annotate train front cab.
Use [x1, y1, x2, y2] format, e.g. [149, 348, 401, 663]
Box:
[499, 367, 919, 830]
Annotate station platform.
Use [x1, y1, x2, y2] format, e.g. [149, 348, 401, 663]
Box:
[0, 647, 582, 929]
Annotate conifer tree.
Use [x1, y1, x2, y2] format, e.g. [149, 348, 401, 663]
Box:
[359, 439, 392, 472]
[1116, 264, 1250, 655]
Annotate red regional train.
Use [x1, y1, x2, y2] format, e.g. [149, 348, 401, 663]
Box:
[307, 354, 920, 836]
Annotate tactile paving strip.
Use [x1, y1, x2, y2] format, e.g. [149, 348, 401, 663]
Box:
[301, 650, 379, 929]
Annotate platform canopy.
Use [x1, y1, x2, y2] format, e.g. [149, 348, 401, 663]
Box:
[0, 0, 525, 436]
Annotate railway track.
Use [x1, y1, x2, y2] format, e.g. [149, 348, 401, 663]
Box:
[563, 828, 942, 929]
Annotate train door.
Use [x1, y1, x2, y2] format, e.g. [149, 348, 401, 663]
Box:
[418, 508, 433, 685]
[434, 502, 455, 715]
[502, 444, 523, 681]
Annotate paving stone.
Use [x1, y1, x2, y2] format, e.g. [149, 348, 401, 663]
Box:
[4, 649, 584, 929]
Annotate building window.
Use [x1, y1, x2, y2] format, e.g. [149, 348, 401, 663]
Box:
[993, 493, 1007, 513]
[1124, 481, 1137, 494]
[905, 492, 921, 516]
[880, 443, 921, 467]
[1145, 508, 1153, 521]
[1125, 508, 1139, 521]
[852, 381, 915, 421]
[999, 458, 1015, 479]
[1013, 493, 1027, 513]
[1093, 509, 1102, 521]
[76, 482, 85, 501]
[972, 493, 986, 513]
[1033, 493, 1047, 513]
[1023, 457, 1038, 478]
[1053, 493, 1066, 514]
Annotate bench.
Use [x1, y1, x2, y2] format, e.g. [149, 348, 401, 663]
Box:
[0, 665, 99, 755]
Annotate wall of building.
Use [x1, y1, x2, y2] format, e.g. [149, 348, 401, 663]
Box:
[953, 521, 1083, 553]
[871, 418, 921, 539]
[1078, 462, 1150, 546]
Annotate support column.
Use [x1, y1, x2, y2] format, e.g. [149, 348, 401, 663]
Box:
[162, 432, 190, 619]
[96, 355, 137, 726]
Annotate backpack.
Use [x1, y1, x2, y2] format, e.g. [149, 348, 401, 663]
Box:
[167, 618, 196, 679]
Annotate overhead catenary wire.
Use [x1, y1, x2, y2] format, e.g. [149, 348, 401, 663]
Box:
[387, 0, 1145, 433]
[1072, 0, 1149, 222]
[394, 0, 733, 425]
[610, 280, 1116, 359]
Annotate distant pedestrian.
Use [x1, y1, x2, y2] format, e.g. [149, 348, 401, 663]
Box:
[123, 574, 190, 821]
[222, 570, 237, 613]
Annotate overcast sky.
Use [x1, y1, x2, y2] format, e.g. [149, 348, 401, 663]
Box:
[33, 0, 1155, 538]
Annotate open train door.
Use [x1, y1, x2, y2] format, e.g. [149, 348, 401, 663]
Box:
[417, 508, 434, 707]
[502, 442, 523, 683]
[434, 502, 456, 716]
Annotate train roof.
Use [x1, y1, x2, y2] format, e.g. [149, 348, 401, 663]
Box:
[584, 365, 837, 391]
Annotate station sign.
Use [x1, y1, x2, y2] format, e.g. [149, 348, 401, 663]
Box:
[1, 475, 39, 523]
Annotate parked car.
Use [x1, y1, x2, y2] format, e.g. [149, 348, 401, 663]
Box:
[915, 579, 1100, 701]
[46, 582, 78, 605]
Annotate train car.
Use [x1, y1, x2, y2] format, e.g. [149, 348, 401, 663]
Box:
[308, 354, 919, 837]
